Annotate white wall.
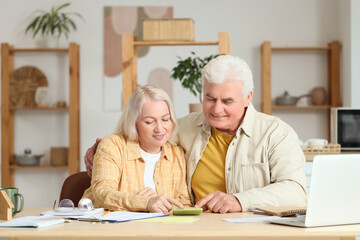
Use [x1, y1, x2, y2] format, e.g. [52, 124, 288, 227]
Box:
[339, 0, 351, 107]
[0, 0, 353, 206]
[350, 0, 360, 108]
[339, 0, 360, 108]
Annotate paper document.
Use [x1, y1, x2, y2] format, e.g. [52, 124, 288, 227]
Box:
[0, 216, 64, 228]
[41, 208, 104, 217]
[78, 211, 166, 223]
[223, 216, 282, 223]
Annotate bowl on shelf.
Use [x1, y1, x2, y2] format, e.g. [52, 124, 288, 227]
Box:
[275, 91, 311, 106]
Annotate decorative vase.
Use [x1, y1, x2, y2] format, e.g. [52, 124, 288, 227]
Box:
[35, 87, 49, 107]
[189, 103, 202, 113]
[311, 87, 327, 105]
[35, 35, 60, 48]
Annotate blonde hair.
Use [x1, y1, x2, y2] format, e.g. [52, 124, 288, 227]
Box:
[201, 55, 254, 100]
[115, 85, 178, 141]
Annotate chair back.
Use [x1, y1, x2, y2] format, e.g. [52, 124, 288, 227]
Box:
[59, 171, 91, 206]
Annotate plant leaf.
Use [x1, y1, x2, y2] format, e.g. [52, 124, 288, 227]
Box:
[54, 3, 71, 13]
[25, 2, 81, 39]
[171, 52, 219, 99]
[25, 16, 40, 33]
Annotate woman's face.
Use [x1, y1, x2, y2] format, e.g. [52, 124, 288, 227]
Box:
[136, 99, 173, 154]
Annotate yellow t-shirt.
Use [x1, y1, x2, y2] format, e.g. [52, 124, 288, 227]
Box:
[191, 127, 235, 203]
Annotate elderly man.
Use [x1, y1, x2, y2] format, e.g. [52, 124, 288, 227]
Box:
[85, 55, 307, 213]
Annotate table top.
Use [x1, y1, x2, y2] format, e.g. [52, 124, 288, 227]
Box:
[0, 208, 359, 239]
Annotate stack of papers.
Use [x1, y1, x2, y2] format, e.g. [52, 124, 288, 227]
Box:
[78, 211, 166, 223]
[41, 208, 104, 217]
[0, 216, 64, 228]
[42, 208, 166, 223]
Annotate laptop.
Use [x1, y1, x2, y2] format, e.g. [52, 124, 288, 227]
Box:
[269, 154, 360, 227]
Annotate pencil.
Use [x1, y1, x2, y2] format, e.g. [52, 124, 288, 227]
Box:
[103, 210, 110, 216]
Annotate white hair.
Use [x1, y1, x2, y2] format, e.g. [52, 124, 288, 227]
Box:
[115, 85, 178, 141]
[201, 55, 254, 99]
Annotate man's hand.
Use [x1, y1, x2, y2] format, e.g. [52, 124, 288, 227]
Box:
[147, 194, 183, 213]
[84, 138, 101, 177]
[137, 187, 157, 197]
[195, 191, 242, 213]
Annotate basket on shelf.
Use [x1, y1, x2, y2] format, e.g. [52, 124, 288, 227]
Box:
[302, 144, 341, 154]
[50, 147, 68, 166]
[9, 66, 48, 108]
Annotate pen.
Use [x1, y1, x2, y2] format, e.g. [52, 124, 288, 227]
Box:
[103, 210, 110, 216]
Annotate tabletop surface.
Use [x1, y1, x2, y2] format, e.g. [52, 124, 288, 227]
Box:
[0, 208, 359, 239]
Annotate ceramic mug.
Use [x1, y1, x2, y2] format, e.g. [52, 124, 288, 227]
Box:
[0, 187, 24, 216]
[304, 138, 328, 149]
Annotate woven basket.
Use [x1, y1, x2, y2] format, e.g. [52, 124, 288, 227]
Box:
[50, 147, 68, 166]
[302, 144, 341, 154]
[9, 66, 48, 108]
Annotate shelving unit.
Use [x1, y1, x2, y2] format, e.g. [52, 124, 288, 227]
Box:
[121, 32, 230, 108]
[1, 42, 80, 187]
[261, 41, 341, 140]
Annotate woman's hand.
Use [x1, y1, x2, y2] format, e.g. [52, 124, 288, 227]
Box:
[147, 194, 183, 213]
[137, 187, 157, 197]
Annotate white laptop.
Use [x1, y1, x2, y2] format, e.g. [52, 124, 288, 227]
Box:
[269, 154, 360, 227]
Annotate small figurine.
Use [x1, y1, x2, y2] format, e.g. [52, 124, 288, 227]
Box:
[0, 190, 14, 221]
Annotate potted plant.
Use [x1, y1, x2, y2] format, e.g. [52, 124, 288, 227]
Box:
[171, 52, 218, 112]
[25, 2, 83, 45]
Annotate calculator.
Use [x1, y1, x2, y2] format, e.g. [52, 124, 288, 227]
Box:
[172, 208, 203, 215]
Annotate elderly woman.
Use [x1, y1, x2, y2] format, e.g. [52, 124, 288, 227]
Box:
[82, 85, 191, 213]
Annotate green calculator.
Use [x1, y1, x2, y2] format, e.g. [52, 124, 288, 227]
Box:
[173, 208, 203, 215]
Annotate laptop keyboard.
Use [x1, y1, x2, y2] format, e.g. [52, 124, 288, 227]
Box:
[288, 216, 306, 223]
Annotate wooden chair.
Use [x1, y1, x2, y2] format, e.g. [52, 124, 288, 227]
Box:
[59, 172, 91, 207]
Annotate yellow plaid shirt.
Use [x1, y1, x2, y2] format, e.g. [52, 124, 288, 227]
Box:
[82, 134, 191, 211]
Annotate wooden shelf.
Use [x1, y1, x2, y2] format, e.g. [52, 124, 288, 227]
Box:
[10, 165, 68, 169]
[134, 41, 219, 46]
[10, 106, 68, 111]
[261, 41, 341, 141]
[121, 32, 230, 108]
[1, 42, 80, 187]
[11, 48, 68, 53]
[272, 105, 331, 110]
[271, 46, 330, 51]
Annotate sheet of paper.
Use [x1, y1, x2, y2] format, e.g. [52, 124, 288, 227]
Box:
[223, 216, 282, 223]
[135, 216, 198, 223]
[41, 208, 104, 217]
[0, 216, 64, 228]
[78, 211, 166, 223]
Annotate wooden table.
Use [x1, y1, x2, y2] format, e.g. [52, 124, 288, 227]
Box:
[0, 208, 359, 239]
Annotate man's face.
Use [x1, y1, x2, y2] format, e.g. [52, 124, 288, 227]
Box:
[202, 80, 252, 135]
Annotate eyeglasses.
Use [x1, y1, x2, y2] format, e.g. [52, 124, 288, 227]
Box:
[54, 198, 94, 212]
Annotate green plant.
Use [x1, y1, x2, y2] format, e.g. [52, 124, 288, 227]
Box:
[171, 52, 218, 103]
[25, 2, 83, 39]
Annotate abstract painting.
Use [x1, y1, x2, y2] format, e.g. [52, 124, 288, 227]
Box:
[103, 6, 174, 111]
